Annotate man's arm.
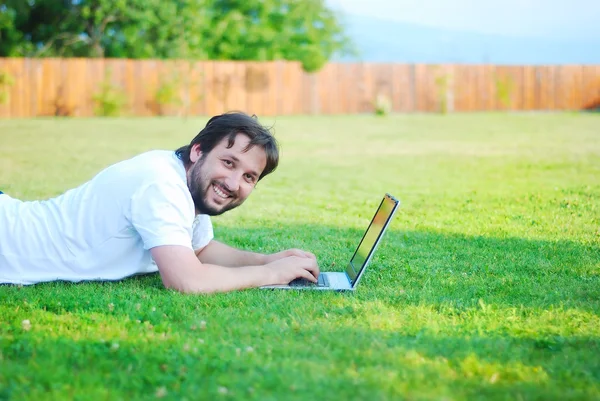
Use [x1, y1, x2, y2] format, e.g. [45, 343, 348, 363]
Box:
[196, 240, 317, 267]
[151, 245, 319, 294]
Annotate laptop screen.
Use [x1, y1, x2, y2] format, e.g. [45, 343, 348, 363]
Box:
[345, 195, 398, 285]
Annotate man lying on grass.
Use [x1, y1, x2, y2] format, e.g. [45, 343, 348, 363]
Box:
[0, 112, 319, 293]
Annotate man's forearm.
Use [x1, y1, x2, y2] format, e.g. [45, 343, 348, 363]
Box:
[169, 263, 272, 294]
[195, 240, 267, 267]
[152, 244, 275, 294]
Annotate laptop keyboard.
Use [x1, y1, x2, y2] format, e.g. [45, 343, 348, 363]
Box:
[289, 274, 329, 287]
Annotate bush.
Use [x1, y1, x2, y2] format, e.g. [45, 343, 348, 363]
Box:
[495, 74, 515, 109]
[0, 71, 15, 105]
[92, 72, 127, 117]
[435, 72, 453, 114]
[154, 75, 183, 116]
[374, 93, 392, 116]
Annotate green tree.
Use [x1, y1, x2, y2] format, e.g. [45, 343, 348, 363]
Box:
[202, 0, 354, 71]
[1, 0, 130, 57]
[0, 0, 352, 71]
[108, 0, 211, 59]
[0, 0, 210, 58]
[0, 1, 38, 56]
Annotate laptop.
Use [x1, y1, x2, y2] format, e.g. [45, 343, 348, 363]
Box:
[260, 193, 400, 291]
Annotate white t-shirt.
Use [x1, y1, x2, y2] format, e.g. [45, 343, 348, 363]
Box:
[0, 150, 214, 285]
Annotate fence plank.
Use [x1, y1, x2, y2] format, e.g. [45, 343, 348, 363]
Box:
[465, 65, 476, 112]
[481, 64, 495, 111]
[0, 59, 7, 118]
[317, 63, 333, 115]
[358, 63, 373, 113]
[9, 59, 24, 118]
[279, 62, 296, 115]
[453, 65, 467, 111]
[567, 65, 583, 110]
[413, 64, 427, 112]
[346, 63, 361, 114]
[523, 66, 536, 111]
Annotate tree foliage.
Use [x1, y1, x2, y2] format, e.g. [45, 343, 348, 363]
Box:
[0, 0, 353, 71]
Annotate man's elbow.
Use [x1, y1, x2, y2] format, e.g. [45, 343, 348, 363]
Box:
[158, 272, 219, 294]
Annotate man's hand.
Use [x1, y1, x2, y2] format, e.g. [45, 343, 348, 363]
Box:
[264, 255, 320, 284]
[264, 248, 317, 264]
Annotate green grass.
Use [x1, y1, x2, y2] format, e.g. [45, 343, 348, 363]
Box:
[0, 113, 599, 400]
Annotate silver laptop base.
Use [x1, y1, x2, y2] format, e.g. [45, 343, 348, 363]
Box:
[259, 272, 353, 291]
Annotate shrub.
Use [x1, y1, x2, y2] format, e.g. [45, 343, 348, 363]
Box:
[0, 71, 15, 105]
[92, 71, 127, 117]
[374, 93, 392, 116]
[495, 74, 515, 109]
[154, 75, 183, 116]
[435, 72, 453, 114]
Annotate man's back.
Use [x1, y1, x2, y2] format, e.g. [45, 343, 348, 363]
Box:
[0, 150, 201, 285]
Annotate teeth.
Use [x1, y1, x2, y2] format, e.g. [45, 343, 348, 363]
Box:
[213, 185, 229, 199]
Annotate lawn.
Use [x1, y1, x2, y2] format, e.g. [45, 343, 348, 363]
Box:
[0, 113, 599, 400]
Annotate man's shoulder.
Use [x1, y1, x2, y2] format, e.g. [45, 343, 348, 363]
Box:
[129, 150, 179, 167]
[106, 150, 184, 180]
[91, 150, 188, 201]
[127, 150, 189, 193]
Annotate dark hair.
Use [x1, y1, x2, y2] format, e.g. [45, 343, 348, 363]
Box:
[175, 111, 279, 181]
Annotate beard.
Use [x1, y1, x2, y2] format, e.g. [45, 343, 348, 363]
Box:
[188, 156, 244, 216]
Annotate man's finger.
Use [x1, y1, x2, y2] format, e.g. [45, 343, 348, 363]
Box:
[291, 249, 305, 257]
[302, 251, 316, 260]
[293, 249, 316, 260]
[285, 249, 315, 260]
[292, 249, 310, 258]
[303, 262, 320, 279]
[299, 268, 317, 282]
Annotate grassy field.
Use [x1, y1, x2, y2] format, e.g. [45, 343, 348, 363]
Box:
[0, 113, 599, 400]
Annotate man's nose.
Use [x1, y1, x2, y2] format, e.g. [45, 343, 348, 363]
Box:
[224, 173, 241, 192]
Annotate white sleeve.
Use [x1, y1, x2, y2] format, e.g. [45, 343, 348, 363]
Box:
[192, 214, 214, 250]
[130, 181, 195, 250]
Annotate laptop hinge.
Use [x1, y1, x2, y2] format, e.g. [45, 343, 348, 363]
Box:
[345, 270, 354, 287]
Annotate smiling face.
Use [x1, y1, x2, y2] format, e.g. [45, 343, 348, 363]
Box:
[186, 133, 267, 216]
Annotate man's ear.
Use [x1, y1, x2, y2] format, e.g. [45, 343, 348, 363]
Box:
[189, 144, 203, 163]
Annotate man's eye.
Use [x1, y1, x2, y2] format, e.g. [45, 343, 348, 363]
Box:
[244, 174, 255, 183]
[223, 160, 233, 166]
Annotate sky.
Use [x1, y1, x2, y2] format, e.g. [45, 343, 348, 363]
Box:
[328, 0, 600, 39]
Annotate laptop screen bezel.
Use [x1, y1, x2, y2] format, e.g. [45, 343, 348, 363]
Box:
[347, 193, 399, 288]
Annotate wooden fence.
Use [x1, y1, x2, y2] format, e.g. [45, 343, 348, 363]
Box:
[0, 58, 599, 118]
